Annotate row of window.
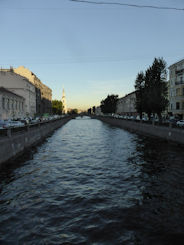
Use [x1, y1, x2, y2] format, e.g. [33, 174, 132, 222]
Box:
[176, 87, 184, 96]
[170, 87, 184, 97]
[170, 64, 184, 74]
[170, 78, 184, 86]
[2, 97, 24, 111]
[170, 102, 184, 110]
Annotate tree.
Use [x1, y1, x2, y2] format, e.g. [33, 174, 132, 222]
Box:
[144, 67, 153, 120]
[69, 109, 78, 114]
[145, 58, 168, 120]
[52, 100, 63, 115]
[134, 57, 168, 121]
[92, 106, 96, 114]
[88, 108, 91, 114]
[135, 72, 145, 119]
[100, 94, 118, 114]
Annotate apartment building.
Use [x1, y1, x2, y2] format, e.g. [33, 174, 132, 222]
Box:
[116, 91, 136, 116]
[95, 106, 102, 115]
[169, 59, 184, 119]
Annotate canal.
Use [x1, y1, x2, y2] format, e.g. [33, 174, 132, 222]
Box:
[0, 116, 184, 244]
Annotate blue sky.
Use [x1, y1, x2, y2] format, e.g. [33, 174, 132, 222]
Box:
[0, 0, 184, 110]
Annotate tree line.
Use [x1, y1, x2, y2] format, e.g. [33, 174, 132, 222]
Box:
[52, 100, 78, 115]
[90, 57, 168, 120]
[88, 95, 118, 115]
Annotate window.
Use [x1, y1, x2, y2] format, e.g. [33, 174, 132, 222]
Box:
[170, 103, 172, 110]
[176, 88, 180, 96]
[176, 102, 180, 110]
[182, 102, 184, 110]
[2, 98, 5, 109]
[183, 88, 184, 96]
[7, 99, 9, 110]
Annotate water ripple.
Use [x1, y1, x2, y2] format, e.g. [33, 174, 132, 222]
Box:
[1, 117, 184, 244]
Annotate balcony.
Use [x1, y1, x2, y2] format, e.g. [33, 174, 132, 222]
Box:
[175, 80, 184, 85]
[175, 68, 184, 74]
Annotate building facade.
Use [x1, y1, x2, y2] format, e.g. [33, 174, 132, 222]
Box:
[95, 106, 102, 115]
[0, 71, 36, 117]
[0, 87, 25, 120]
[116, 91, 136, 116]
[13, 66, 52, 114]
[169, 59, 184, 119]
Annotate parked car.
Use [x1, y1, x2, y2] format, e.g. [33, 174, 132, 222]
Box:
[35, 117, 41, 122]
[169, 118, 177, 125]
[0, 119, 27, 129]
[176, 120, 184, 127]
[1, 120, 12, 128]
[9, 121, 25, 128]
[20, 119, 29, 125]
[0, 120, 6, 129]
[30, 118, 40, 124]
[113, 114, 120, 118]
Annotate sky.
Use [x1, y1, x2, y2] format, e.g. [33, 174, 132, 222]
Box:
[0, 0, 184, 110]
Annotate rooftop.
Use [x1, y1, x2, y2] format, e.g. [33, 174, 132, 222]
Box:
[168, 58, 184, 69]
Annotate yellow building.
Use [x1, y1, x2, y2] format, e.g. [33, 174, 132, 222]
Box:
[169, 59, 184, 119]
[13, 66, 52, 114]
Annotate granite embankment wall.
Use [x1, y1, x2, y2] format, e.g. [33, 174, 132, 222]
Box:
[0, 117, 73, 167]
[94, 116, 184, 145]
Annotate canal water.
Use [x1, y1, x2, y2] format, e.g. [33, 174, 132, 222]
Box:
[0, 116, 184, 244]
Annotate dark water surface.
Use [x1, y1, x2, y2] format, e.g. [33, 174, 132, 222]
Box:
[1, 117, 184, 245]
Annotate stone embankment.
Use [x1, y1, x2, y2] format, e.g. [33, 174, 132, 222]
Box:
[93, 116, 184, 145]
[0, 117, 73, 168]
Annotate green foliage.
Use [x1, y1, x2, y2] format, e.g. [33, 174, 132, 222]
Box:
[135, 72, 144, 119]
[69, 109, 78, 114]
[88, 108, 92, 114]
[92, 106, 96, 113]
[52, 100, 63, 115]
[100, 94, 118, 114]
[135, 58, 168, 120]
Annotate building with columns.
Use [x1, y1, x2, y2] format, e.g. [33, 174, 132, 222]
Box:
[0, 87, 25, 120]
[0, 70, 36, 117]
[1, 66, 52, 115]
[62, 89, 67, 114]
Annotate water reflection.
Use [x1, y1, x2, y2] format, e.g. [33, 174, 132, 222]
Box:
[0, 117, 184, 244]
